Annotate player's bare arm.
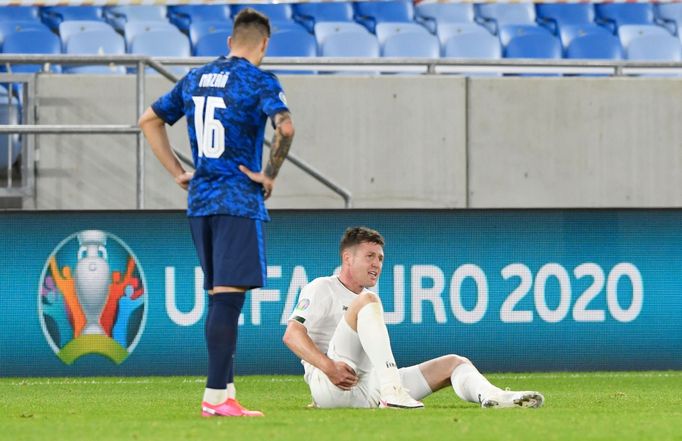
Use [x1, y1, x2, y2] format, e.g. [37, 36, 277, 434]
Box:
[138, 107, 193, 190]
[283, 320, 358, 390]
[239, 111, 294, 199]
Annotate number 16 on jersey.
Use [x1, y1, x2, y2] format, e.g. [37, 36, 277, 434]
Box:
[192, 96, 226, 159]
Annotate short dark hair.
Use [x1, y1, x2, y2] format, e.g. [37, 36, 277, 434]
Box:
[232, 8, 271, 42]
[340, 227, 385, 254]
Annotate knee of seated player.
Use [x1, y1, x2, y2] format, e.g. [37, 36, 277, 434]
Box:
[344, 292, 380, 331]
[443, 354, 472, 372]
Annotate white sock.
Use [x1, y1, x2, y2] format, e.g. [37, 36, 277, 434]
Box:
[227, 383, 236, 400]
[451, 363, 502, 404]
[203, 388, 228, 405]
[356, 302, 401, 389]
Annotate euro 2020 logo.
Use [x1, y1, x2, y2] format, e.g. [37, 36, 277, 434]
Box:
[38, 230, 147, 365]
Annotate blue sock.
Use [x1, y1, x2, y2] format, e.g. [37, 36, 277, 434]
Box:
[205, 293, 245, 390]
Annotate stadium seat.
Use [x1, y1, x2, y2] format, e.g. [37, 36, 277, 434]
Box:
[626, 33, 682, 60]
[0, 87, 20, 171]
[595, 4, 654, 32]
[442, 26, 502, 59]
[437, 22, 491, 46]
[125, 21, 180, 50]
[103, 6, 168, 33]
[129, 29, 191, 75]
[167, 5, 231, 33]
[501, 25, 562, 59]
[232, 4, 293, 22]
[536, 4, 595, 27]
[270, 21, 307, 34]
[0, 6, 39, 22]
[314, 21, 368, 46]
[619, 24, 670, 48]
[188, 21, 231, 51]
[375, 22, 431, 46]
[476, 4, 536, 34]
[40, 6, 104, 32]
[267, 29, 317, 57]
[292, 3, 354, 32]
[655, 3, 682, 36]
[59, 20, 116, 47]
[1, 28, 62, 73]
[354, 1, 414, 33]
[193, 31, 231, 57]
[559, 23, 612, 48]
[414, 3, 475, 33]
[0, 21, 50, 46]
[566, 31, 623, 59]
[321, 31, 380, 57]
[64, 29, 126, 74]
[382, 32, 439, 58]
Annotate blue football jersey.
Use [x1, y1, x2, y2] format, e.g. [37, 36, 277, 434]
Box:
[151, 56, 289, 220]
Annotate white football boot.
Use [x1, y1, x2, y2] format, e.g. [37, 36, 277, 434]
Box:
[379, 384, 425, 409]
[480, 390, 544, 409]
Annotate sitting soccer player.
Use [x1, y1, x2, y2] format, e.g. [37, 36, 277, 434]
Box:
[283, 227, 545, 409]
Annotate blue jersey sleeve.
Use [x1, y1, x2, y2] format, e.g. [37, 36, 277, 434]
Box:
[259, 74, 289, 124]
[151, 78, 185, 125]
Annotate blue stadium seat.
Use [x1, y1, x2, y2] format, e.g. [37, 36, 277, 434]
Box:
[193, 31, 231, 57]
[167, 5, 231, 34]
[64, 29, 126, 74]
[566, 31, 622, 59]
[41, 6, 104, 32]
[314, 21, 368, 46]
[103, 6, 167, 33]
[270, 21, 307, 34]
[0, 6, 39, 22]
[382, 32, 439, 58]
[189, 21, 232, 51]
[232, 4, 293, 22]
[321, 31, 379, 57]
[292, 3, 354, 32]
[437, 22, 491, 46]
[267, 29, 317, 57]
[501, 25, 562, 59]
[354, 1, 414, 33]
[559, 23, 612, 48]
[595, 4, 654, 32]
[414, 3, 474, 33]
[476, 4, 536, 34]
[443, 30, 502, 59]
[125, 21, 180, 50]
[0, 87, 20, 171]
[375, 22, 431, 46]
[536, 4, 595, 27]
[626, 33, 682, 60]
[655, 3, 682, 35]
[1, 28, 62, 73]
[619, 24, 670, 48]
[0, 21, 49, 46]
[130, 29, 191, 75]
[59, 21, 115, 47]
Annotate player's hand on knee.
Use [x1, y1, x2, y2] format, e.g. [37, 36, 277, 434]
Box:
[238, 165, 274, 199]
[327, 361, 358, 390]
[174, 171, 193, 190]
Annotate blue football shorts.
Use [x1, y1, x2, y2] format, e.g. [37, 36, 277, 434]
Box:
[188, 214, 267, 291]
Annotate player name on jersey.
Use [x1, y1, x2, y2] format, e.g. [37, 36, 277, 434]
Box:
[199, 73, 230, 89]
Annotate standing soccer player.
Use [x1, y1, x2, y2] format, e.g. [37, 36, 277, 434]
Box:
[139, 9, 294, 417]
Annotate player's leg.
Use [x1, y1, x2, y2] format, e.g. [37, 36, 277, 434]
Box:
[342, 292, 423, 409]
[401, 355, 544, 408]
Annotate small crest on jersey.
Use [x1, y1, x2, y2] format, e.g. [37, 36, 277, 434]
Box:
[279, 91, 288, 106]
[295, 298, 310, 311]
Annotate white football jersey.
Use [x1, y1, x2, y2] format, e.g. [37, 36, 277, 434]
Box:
[288, 276, 373, 380]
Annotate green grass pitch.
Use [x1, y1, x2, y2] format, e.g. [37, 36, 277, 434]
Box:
[2, 371, 681, 441]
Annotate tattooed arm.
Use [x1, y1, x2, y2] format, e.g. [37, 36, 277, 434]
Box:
[239, 111, 295, 199]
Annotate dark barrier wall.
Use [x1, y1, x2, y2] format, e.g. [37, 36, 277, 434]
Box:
[1, 210, 680, 377]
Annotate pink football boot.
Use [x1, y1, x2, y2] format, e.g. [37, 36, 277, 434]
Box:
[201, 399, 264, 417]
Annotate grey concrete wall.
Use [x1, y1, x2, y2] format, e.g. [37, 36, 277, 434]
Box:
[34, 74, 467, 210]
[467, 77, 682, 207]
[31, 74, 682, 210]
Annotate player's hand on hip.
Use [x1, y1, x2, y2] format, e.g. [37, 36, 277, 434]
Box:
[239, 165, 274, 200]
[327, 360, 359, 390]
[174, 171, 193, 191]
